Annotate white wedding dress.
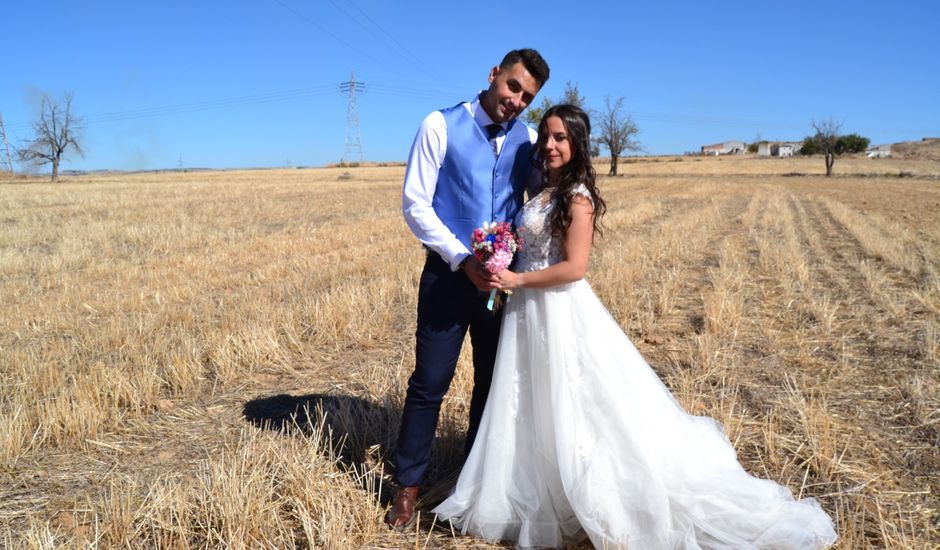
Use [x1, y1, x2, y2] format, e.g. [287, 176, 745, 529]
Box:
[432, 185, 838, 549]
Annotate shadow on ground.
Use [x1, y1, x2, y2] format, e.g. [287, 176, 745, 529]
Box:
[241, 392, 466, 509]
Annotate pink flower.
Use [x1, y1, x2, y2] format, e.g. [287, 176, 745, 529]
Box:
[485, 248, 513, 273]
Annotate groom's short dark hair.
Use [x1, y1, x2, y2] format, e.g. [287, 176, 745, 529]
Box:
[499, 49, 550, 88]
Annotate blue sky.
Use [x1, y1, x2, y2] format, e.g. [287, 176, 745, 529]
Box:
[3, 1, 938, 171]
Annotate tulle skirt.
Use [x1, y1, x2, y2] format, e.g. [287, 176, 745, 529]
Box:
[433, 280, 837, 549]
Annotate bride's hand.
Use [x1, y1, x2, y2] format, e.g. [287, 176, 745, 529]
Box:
[495, 269, 523, 290]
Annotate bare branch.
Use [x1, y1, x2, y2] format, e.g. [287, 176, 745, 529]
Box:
[594, 96, 641, 176]
[809, 116, 844, 177]
[16, 91, 84, 181]
[811, 116, 843, 148]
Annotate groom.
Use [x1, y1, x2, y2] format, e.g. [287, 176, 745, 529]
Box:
[389, 48, 550, 528]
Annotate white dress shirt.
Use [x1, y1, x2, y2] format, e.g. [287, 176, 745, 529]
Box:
[402, 94, 540, 271]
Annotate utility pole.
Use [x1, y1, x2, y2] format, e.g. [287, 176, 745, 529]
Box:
[0, 113, 13, 176]
[339, 72, 365, 165]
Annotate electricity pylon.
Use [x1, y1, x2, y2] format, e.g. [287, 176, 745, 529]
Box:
[339, 72, 365, 164]
[0, 113, 13, 176]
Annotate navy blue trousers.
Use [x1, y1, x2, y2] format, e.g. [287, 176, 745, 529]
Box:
[393, 252, 503, 487]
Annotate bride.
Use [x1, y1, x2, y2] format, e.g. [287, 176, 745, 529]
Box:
[432, 104, 838, 549]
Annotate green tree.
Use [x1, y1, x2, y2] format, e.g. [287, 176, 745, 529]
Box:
[524, 96, 554, 126]
[561, 81, 586, 109]
[524, 81, 586, 126]
[838, 133, 870, 154]
[801, 136, 820, 155]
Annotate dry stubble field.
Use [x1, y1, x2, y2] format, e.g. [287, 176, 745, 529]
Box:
[1, 155, 938, 549]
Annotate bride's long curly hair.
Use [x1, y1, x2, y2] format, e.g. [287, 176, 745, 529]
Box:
[537, 104, 607, 240]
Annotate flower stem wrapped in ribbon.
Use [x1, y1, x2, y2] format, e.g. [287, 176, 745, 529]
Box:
[471, 221, 523, 310]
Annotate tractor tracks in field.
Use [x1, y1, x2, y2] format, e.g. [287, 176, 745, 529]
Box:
[796, 196, 931, 366]
[787, 193, 939, 489]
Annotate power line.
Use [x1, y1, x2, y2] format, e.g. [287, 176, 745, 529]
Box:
[4, 86, 338, 132]
[5, 84, 931, 139]
[628, 108, 936, 136]
[3, 81, 466, 133]
[87, 86, 337, 124]
[330, 0, 447, 81]
[368, 82, 463, 102]
[266, 0, 402, 76]
[267, 0, 453, 86]
[630, 109, 807, 131]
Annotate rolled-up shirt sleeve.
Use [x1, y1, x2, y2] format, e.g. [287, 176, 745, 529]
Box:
[402, 111, 471, 271]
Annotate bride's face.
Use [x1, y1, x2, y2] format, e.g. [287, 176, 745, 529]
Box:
[541, 116, 572, 176]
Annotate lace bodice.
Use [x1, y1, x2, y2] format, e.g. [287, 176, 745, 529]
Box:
[514, 184, 592, 273]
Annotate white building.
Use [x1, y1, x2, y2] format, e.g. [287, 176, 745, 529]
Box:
[701, 140, 746, 155]
[866, 144, 891, 158]
[758, 141, 802, 157]
[776, 143, 797, 157]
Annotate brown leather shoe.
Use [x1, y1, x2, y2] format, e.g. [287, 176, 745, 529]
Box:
[385, 486, 419, 529]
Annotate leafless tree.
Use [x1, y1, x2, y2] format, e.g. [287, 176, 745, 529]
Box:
[811, 117, 843, 177]
[17, 92, 84, 181]
[595, 96, 641, 176]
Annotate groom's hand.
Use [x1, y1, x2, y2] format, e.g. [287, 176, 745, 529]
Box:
[461, 257, 498, 291]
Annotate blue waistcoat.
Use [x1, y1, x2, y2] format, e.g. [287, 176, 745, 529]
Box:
[433, 104, 534, 250]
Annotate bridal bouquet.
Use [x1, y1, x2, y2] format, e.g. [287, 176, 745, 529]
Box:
[471, 221, 523, 310]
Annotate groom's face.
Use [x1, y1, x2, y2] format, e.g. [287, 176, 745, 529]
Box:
[481, 62, 541, 124]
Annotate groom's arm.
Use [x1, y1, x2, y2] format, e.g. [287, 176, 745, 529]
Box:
[401, 111, 472, 272]
[524, 125, 544, 198]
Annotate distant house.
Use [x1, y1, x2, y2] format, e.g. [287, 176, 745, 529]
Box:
[758, 141, 801, 157]
[776, 143, 798, 157]
[701, 140, 746, 155]
[866, 144, 891, 158]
